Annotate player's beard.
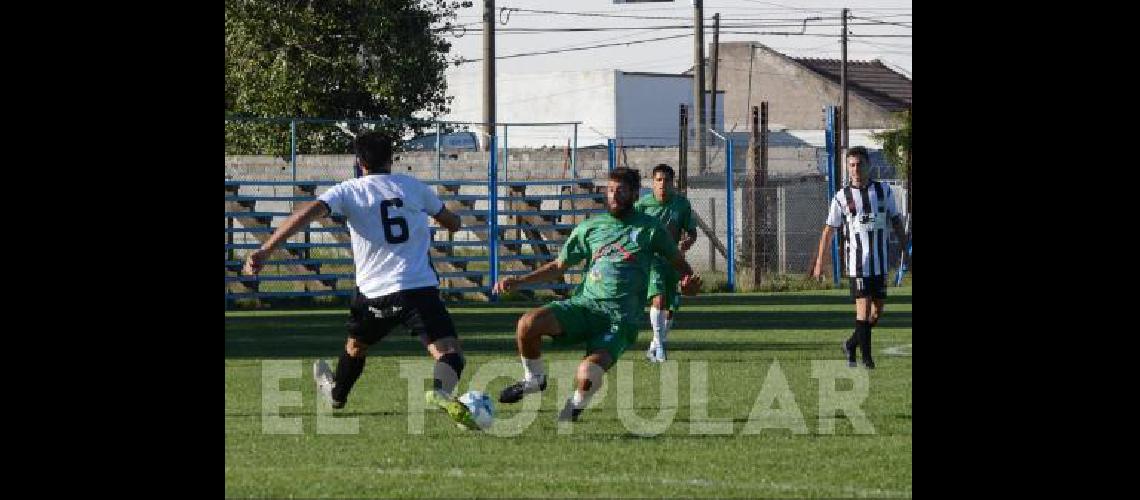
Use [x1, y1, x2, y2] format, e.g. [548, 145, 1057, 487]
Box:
[608, 200, 633, 218]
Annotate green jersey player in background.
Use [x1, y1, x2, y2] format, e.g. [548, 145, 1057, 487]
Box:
[634, 164, 698, 363]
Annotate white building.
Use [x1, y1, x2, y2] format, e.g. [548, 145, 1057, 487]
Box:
[443, 69, 724, 148]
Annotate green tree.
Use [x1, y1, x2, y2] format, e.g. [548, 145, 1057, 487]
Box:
[871, 108, 911, 182]
[225, 0, 471, 155]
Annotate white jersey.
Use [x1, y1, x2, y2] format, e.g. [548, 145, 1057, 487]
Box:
[825, 181, 899, 278]
[318, 174, 444, 298]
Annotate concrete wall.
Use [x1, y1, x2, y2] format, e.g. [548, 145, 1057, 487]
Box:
[224, 145, 823, 184]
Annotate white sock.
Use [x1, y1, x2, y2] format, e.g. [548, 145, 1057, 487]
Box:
[650, 307, 668, 347]
[522, 357, 545, 385]
[571, 388, 594, 410]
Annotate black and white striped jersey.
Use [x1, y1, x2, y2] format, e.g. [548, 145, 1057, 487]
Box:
[825, 181, 900, 278]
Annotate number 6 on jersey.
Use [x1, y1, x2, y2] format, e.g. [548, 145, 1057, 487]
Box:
[380, 198, 409, 244]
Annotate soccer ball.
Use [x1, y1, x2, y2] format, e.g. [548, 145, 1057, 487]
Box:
[457, 390, 494, 431]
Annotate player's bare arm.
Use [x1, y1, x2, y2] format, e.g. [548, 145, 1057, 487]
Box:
[243, 201, 330, 275]
[678, 228, 698, 253]
[811, 225, 835, 279]
[493, 259, 569, 295]
[670, 253, 701, 295]
[432, 206, 462, 232]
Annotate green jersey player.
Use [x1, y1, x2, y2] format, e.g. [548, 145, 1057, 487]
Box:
[634, 164, 698, 362]
[493, 167, 702, 422]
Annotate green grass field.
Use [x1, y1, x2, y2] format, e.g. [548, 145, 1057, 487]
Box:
[225, 287, 912, 498]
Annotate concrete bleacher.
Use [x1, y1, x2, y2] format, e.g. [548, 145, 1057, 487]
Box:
[224, 178, 605, 304]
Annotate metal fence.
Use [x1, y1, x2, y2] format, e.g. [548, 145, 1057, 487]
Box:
[225, 113, 910, 305]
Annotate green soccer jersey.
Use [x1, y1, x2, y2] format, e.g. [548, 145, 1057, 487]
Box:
[556, 211, 679, 323]
[634, 192, 696, 245]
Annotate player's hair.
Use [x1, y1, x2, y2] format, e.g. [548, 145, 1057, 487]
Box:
[608, 167, 640, 193]
[354, 131, 395, 173]
[651, 163, 675, 181]
[846, 146, 871, 164]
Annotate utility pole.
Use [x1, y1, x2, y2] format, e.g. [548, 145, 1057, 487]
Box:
[693, 0, 706, 175]
[840, 7, 848, 152]
[710, 12, 720, 136]
[678, 104, 688, 192]
[483, 0, 496, 150]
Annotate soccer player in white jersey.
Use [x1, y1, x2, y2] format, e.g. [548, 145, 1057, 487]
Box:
[810, 146, 908, 369]
[243, 131, 477, 428]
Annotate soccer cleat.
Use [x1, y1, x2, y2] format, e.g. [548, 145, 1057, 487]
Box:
[425, 390, 478, 430]
[655, 344, 667, 363]
[313, 360, 345, 409]
[646, 344, 659, 363]
[557, 398, 583, 422]
[860, 342, 875, 369]
[498, 375, 547, 404]
[842, 341, 857, 368]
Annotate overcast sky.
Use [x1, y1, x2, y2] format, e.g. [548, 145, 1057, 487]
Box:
[442, 0, 912, 82]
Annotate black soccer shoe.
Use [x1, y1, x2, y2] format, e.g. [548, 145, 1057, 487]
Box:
[498, 376, 547, 404]
[557, 398, 583, 422]
[842, 341, 857, 368]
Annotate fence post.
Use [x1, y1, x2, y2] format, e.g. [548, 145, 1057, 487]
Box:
[435, 122, 442, 179]
[747, 105, 761, 290]
[825, 106, 840, 287]
[759, 102, 769, 286]
[488, 135, 499, 302]
[709, 199, 716, 272]
[607, 138, 616, 172]
[726, 138, 735, 292]
[572, 123, 578, 178]
[290, 119, 297, 186]
[778, 187, 787, 274]
[503, 124, 509, 181]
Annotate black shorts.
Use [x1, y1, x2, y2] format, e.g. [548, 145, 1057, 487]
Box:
[849, 275, 888, 300]
[346, 286, 457, 345]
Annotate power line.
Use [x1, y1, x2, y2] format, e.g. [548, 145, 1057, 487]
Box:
[500, 8, 854, 22]
[851, 13, 914, 18]
[442, 22, 909, 36]
[850, 15, 913, 28]
[736, 0, 829, 13]
[850, 39, 913, 49]
[720, 32, 912, 37]
[457, 33, 692, 64]
[500, 7, 692, 20]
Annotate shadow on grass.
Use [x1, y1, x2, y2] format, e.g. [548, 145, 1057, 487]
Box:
[227, 297, 911, 359]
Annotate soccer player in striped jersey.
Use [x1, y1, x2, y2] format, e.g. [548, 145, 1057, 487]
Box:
[811, 146, 908, 369]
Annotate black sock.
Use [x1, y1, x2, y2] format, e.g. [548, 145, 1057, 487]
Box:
[332, 351, 366, 403]
[433, 352, 466, 396]
[855, 320, 873, 363]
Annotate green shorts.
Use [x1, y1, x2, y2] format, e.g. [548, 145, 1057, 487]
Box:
[544, 297, 639, 363]
[646, 258, 682, 312]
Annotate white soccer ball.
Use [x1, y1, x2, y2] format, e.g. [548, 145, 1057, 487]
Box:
[457, 390, 495, 431]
